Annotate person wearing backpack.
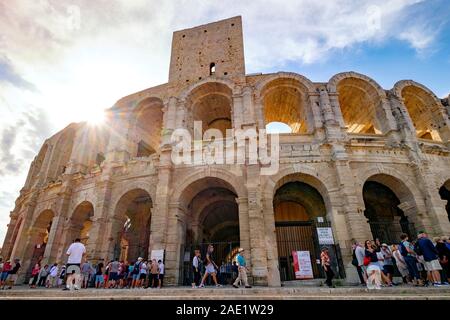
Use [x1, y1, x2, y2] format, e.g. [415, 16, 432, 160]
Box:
[131, 257, 143, 288]
[417, 232, 443, 286]
[364, 240, 381, 290]
[400, 233, 422, 286]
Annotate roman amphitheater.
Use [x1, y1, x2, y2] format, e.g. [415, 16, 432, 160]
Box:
[1, 16, 450, 286]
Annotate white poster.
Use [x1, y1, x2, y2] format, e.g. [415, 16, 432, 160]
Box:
[150, 249, 165, 262]
[294, 250, 314, 280]
[317, 227, 334, 244]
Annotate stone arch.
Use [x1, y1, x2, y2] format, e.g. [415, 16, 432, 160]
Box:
[328, 72, 389, 134]
[110, 180, 156, 216]
[66, 201, 95, 245]
[255, 72, 315, 134]
[438, 178, 450, 222]
[112, 188, 153, 261]
[183, 81, 234, 136]
[171, 168, 247, 207]
[129, 97, 164, 156]
[179, 77, 238, 101]
[393, 80, 449, 141]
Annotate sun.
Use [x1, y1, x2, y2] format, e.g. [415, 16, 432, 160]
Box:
[86, 108, 106, 126]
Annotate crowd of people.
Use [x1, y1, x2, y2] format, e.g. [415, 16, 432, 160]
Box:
[1, 232, 449, 291]
[350, 232, 450, 290]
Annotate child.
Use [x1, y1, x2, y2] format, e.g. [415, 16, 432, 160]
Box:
[30, 263, 40, 288]
[47, 263, 59, 288]
[38, 265, 49, 287]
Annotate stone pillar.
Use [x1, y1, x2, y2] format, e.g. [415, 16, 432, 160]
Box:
[162, 97, 178, 146]
[262, 192, 281, 287]
[42, 215, 66, 264]
[164, 202, 186, 286]
[1, 214, 19, 259]
[236, 197, 251, 267]
[232, 94, 244, 129]
[104, 112, 131, 164]
[246, 165, 269, 286]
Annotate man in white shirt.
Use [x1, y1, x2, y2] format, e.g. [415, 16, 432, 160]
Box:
[64, 238, 86, 290]
[158, 260, 165, 288]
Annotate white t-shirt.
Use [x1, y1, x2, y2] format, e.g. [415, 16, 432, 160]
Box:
[49, 265, 58, 277]
[66, 242, 86, 264]
[159, 263, 164, 274]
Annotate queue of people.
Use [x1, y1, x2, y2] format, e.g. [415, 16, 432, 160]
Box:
[352, 232, 450, 290]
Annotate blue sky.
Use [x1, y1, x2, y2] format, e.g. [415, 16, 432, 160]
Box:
[0, 0, 449, 244]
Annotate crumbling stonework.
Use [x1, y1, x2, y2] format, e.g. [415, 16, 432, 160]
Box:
[2, 16, 450, 286]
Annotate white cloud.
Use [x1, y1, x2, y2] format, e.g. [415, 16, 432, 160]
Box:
[0, 0, 447, 244]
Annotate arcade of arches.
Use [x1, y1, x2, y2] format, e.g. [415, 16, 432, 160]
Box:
[133, 98, 164, 157]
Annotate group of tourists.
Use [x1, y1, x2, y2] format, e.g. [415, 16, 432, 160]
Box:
[351, 232, 450, 290]
[191, 245, 252, 289]
[0, 238, 166, 290]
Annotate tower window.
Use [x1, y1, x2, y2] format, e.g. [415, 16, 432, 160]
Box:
[209, 63, 216, 75]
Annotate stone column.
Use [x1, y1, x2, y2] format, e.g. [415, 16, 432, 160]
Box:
[261, 192, 281, 287]
[164, 202, 186, 286]
[236, 197, 251, 266]
[162, 97, 178, 146]
[1, 214, 19, 259]
[42, 215, 66, 264]
[246, 165, 269, 286]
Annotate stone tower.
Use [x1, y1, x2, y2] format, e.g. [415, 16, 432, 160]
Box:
[168, 16, 245, 84]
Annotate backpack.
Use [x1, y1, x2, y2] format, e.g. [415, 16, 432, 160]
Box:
[399, 242, 408, 257]
[414, 240, 423, 256]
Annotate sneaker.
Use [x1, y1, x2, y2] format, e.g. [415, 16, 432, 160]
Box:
[198, 284, 204, 288]
[232, 284, 239, 288]
[216, 284, 222, 287]
[442, 282, 449, 285]
[433, 283, 442, 287]
[62, 287, 69, 291]
[245, 286, 252, 288]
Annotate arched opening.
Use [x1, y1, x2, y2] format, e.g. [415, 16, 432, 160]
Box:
[209, 63, 216, 75]
[363, 180, 416, 243]
[113, 189, 152, 262]
[266, 121, 293, 134]
[400, 85, 445, 141]
[439, 180, 450, 222]
[67, 201, 94, 246]
[336, 77, 383, 134]
[181, 177, 240, 285]
[273, 175, 343, 282]
[262, 78, 309, 134]
[26, 210, 54, 280]
[187, 82, 233, 136]
[133, 98, 164, 157]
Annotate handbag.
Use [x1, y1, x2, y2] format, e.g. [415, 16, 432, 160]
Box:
[363, 256, 371, 266]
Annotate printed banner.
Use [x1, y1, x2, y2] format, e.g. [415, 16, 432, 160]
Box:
[292, 250, 314, 280]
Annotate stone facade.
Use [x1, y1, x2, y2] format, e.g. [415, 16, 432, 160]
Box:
[2, 16, 450, 286]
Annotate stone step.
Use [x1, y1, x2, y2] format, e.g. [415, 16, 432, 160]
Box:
[2, 285, 450, 300]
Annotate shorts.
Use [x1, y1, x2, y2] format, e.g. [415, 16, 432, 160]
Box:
[95, 275, 104, 283]
[1, 272, 9, 281]
[7, 274, 18, 283]
[205, 264, 216, 274]
[139, 273, 147, 280]
[366, 263, 381, 272]
[81, 273, 90, 282]
[424, 259, 442, 271]
[109, 272, 118, 281]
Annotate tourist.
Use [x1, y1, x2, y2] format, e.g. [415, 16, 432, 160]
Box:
[381, 244, 395, 284]
[192, 249, 202, 288]
[219, 262, 227, 285]
[417, 232, 443, 286]
[232, 248, 251, 289]
[95, 262, 104, 288]
[37, 264, 48, 287]
[364, 240, 381, 290]
[392, 244, 410, 284]
[149, 259, 159, 288]
[376, 246, 392, 286]
[399, 233, 421, 286]
[58, 265, 66, 288]
[81, 260, 94, 288]
[353, 242, 366, 285]
[137, 260, 147, 288]
[158, 260, 164, 288]
[435, 236, 450, 284]
[232, 260, 238, 283]
[47, 263, 59, 288]
[131, 258, 143, 288]
[127, 262, 135, 288]
[103, 260, 110, 288]
[29, 263, 40, 288]
[108, 258, 120, 288]
[199, 244, 221, 288]
[321, 247, 334, 288]
[64, 238, 86, 290]
[4, 258, 21, 290]
[117, 261, 126, 289]
[0, 259, 11, 289]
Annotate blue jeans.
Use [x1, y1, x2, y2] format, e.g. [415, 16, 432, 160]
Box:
[404, 256, 419, 280]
